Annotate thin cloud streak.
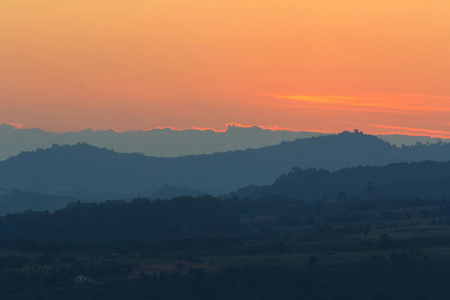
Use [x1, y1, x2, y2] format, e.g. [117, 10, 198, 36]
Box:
[270, 94, 450, 113]
[370, 124, 450, 138]
[264, 103, 417, 114]
[259, 93, 450, 137]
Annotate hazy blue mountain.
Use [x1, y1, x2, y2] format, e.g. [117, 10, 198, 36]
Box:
[1, 130, 450, 199]
[1, 123, 448, 162]
[0, 123, 324, 161]
[231, 160, 450, 201]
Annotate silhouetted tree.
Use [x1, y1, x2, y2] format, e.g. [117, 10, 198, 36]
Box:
[365, 182, 375, 198]
[362, 225, 371, 237]
[307, 255, 319, 268]
[379, 233, 392, 249]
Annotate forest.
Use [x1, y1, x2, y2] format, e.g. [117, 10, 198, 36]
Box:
[0, 193, 449, 299]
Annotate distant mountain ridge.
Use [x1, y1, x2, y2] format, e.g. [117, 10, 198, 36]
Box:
[0, 123, 324, 161]
[1, 131, 450, 200]
[0, 123, 448, 162]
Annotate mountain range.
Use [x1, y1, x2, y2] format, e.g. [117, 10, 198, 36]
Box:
[1, 130, 450, 201]
[0, 123, 322, 161]
[0, 123, 448, 162]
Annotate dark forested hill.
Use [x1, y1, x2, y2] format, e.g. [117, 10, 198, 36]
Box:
[231, 160, 450, 201]
[1, 130, 450, 199]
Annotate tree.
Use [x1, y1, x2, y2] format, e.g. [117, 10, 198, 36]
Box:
[362, 225, 371, 237]
[307, 255, 318, 268]
[365, 182, 375, 198]
[379, 233, 392, 249]
[337, 192, 348, 202]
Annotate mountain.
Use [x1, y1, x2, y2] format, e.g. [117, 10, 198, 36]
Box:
[231, 160, 450, 201]
[0, 123, 324, 161]
[1, 123, 448, 162]
[1, 130, 450, 199]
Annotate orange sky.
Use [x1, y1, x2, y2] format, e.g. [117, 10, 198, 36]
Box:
[1, 0, 450, 136]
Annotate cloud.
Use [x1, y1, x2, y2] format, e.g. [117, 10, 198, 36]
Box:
[370, 124, 450, 138]
[1, 122, 23, 129]
[268, 94, 450, 113]
[264, 102, 410, 114]
[259, 93, 450, 137]
[144, 123, 295, 133]
[224, 122, 294, 132]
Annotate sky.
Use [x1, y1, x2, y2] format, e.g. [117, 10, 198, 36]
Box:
[1, 0, 450, 137]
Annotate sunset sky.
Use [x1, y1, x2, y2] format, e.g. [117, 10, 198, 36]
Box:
[1, 0, 450, 136]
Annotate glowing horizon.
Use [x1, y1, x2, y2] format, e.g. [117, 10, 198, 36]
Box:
[2, 121, 450, 140]
[2, 1, 449, 136]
